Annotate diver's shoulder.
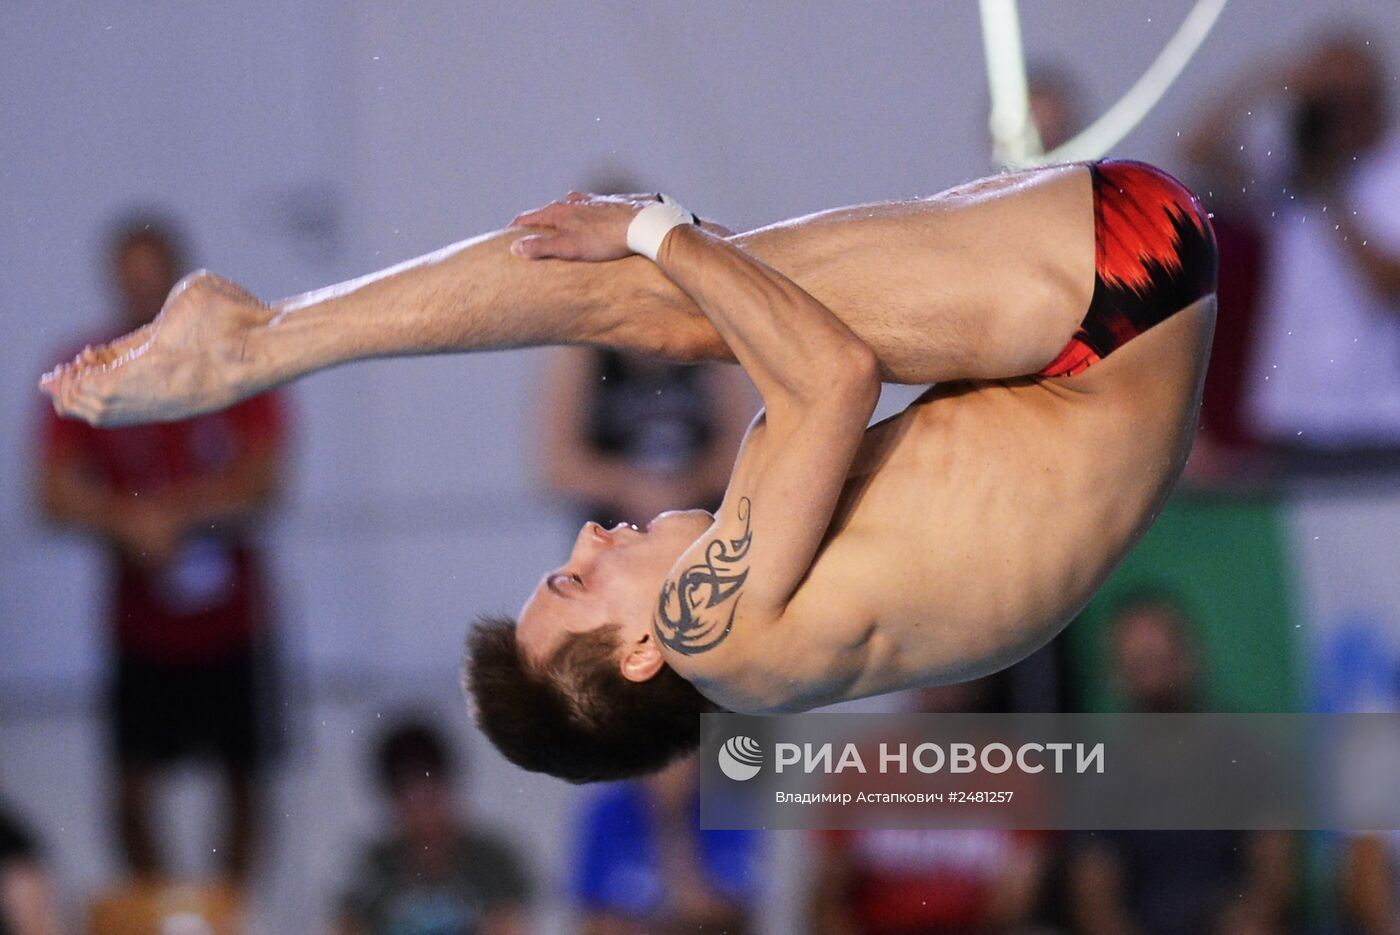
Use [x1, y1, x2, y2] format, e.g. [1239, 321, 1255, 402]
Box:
[666, 606, 859, 714]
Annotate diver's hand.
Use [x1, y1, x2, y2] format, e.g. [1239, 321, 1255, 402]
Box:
[508, 191, 657, 262]
[39, 271, 272, 426]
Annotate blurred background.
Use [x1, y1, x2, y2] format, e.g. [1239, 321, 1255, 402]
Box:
[4, 1, 1400, 933]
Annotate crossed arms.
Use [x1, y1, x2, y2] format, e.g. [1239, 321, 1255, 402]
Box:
[509, 194, 881, 663]
[644, 224, 880, 656]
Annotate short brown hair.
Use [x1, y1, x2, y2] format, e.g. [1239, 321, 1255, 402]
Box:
[463, 615, 717, 783]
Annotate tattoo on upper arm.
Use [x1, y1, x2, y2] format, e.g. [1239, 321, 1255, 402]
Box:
[654, 497, 752, 655]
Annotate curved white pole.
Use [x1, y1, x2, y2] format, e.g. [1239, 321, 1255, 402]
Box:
[979, 0, 1041, 167]
[981, 0, 1229, 168]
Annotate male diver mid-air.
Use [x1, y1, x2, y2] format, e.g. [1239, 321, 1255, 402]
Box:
[43, 160, 1216, 782]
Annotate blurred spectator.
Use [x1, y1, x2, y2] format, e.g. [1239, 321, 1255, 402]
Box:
[1184, 34, 1400, 468]
[1025, 62, 1086, 155]
[983, 60, 1087, 169]
[333, 719, 532, 935]
[539, 346, 754, 527]
[0, 804, 61, 935]
[808, 678, 1050, 935]
[1068, 591, 1295, 935]
[34, 214, 288, 887]
[810, 828, 1045, 935]
[1342, 833, 1400, 935]
[1179, 72, 1270, 476]
[87, 879, 242, 935]
[1101, 591, 1202, 714]
[574, 756, 759, 935]
[538, 171, 755, 530]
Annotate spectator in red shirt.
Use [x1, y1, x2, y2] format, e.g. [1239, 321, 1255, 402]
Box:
[35, 214, 289, 889]
[808, 679, 1049, 935]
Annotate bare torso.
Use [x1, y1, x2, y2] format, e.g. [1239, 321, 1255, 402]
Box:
[678, 170, 1215, 712]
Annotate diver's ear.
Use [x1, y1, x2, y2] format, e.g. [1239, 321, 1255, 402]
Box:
[619, 634, 665, 683]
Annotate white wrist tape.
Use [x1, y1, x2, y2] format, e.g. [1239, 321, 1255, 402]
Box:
[626, 194, 697, 262]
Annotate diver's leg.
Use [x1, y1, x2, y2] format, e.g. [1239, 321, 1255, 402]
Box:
[45, 165, 1095, 425]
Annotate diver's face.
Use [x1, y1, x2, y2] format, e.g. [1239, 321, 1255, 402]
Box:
[515, 510, 714, 670]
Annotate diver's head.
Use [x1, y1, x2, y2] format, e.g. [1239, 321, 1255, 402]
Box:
[463, 511, 719, 783]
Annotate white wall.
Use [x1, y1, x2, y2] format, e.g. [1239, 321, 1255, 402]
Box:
[3, 1, 1400, 932]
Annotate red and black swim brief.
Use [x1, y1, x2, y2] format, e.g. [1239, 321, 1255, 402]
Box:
[1038, 159, 1218, 378]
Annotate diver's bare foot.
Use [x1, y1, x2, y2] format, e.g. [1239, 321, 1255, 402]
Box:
[39, 271, 273, 426]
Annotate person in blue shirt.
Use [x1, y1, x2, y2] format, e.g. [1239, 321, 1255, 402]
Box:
[574, 756, 759, 935]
